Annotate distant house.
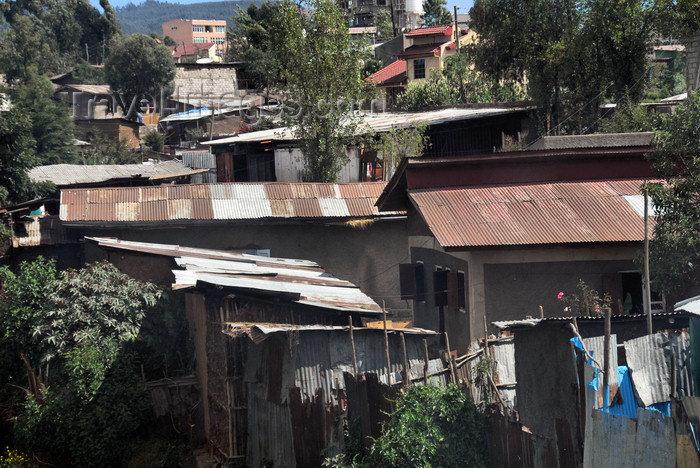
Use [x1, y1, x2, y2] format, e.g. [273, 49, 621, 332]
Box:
[167, 42, 217, 64]
[204, 106, 532, 183]
[376, 132, 663, 353]
[398, 26, 476, 83]
[54, 84, 143, 148]
[366, 60, 407, 105]
[162, 19, 227, 60]
[5, 161, 208, 251]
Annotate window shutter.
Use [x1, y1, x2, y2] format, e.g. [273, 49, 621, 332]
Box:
[399, 264, 416, 300]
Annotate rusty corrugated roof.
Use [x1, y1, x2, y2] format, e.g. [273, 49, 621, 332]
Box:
[30, 161, 201, 187]
[409, 179, 657, 249]
[60, 182, 400, 224]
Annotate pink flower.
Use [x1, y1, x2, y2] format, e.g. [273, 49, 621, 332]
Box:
[557, 292, 564, 300]
[595, 306, 600, 313]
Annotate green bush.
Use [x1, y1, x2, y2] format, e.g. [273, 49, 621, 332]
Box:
[143, 130, 166, 152]
[367, 384, 489, 467]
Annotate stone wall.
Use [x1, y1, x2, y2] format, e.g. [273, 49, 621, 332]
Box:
[172, 64, 238, 98]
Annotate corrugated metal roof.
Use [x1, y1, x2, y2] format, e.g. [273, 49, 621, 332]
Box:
[12, 215, 76, 247]
[61, 182, 400, 224]
[203, 107, 524, 145]
[29, 161, 197, 186]
[406, 25, 453, 37]
[409, 179, 655, 248]
[624, 333, 672, 407]
[86, 237, 383, 315]
[493, 311, 699, 330]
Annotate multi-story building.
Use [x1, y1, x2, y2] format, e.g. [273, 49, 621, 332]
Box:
[162, 19, 227, 61]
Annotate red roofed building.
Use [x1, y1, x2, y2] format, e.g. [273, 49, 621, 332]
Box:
[366, 59, 407, 104]
[167, 42, 218, 63]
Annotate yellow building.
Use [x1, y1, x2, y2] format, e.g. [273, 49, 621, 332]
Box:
[397, 25, 475, 83]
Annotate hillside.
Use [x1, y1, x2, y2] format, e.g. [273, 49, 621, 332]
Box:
[115, 0, 256, 35]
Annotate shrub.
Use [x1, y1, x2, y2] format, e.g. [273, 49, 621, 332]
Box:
[367, 384, 489, 467]
[142, 130, 166, 152]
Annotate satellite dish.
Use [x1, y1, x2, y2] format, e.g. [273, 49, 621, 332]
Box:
[196, 58, 215, 64]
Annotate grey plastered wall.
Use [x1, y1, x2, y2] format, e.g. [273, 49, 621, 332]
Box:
[80, 217, 409, 319]
[483, 259, 638, 323]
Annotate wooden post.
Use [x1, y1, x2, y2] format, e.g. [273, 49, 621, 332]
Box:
[671, 352, 677, 399]
[539, 305, 544, 319]
[423, 338, 429, 385]
[445, 332, 456, 384]
[603, 306, 611, 404]
[349, 316, 358, 378]
[382, 301, 392, 386]
[401, 332, 410, 388]
[644, 185, 653, 335]
[453, 6, 459, 49]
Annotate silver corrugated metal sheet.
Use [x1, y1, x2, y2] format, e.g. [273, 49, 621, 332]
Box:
[669, 332, 693, 397]
[583, 408, 676, 468]
[30, 161, 194, 186]
[583, 335, 619, 392]
[204, 107, 524, 145]
[87, 237, 384, 315]
[60, 182, 400, 223]
[624, 333, 672, 407]
[491, 339, 517, 410]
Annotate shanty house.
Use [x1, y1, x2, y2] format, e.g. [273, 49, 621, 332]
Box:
[204, 106, 532, 183]
[377, 133, 663, 353]
[86, 237, 443, 467]
[58, 182, 411, 319]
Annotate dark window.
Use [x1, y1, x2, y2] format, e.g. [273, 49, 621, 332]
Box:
[447, 270, 467, 310]
[415, 262, 425, 303]
[434, 268, 448, 306]
[414, 59, 425, 79]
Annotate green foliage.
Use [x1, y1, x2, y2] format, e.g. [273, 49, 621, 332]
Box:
[81, 136, 140, 164]
[11, 73, 78, 166]
[228, 2, 284, 89]
[644, 52, 686, 102]
[373, 9, 394, 41]
[367, 385, 488, 467]
[421, 0, 453, 27]
[36, 261, 162, 363]
[397, 78, 456, 110]
[647, 92, 700, 294]
[277, 0, 377, 182]
[375, 122, 430, 169]
[0, 104, 37, 204]
[597, 95, 661, 134]
[184, 127, 207, 141]
[469, 0, 653, 134]
[143, 130, 166, 152]
[104, 33, 176, 115]
[472, 355, 494, 407]
[0, 258, 57, 403]
[0, 446, 31, 467]
[1, 260, 166, 465]
[556, 280, 610, 317]
[71, 59, 107, 85]
[0, 16, 54, 83]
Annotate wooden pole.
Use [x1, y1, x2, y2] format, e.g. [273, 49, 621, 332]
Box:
[671, 352, 677, 399]
[453, 6, 459, 49]
[349, 316, 358, 378]
[445, 332, 456, 385]
[382, 301, 392, 386]
[644, 185, 653, 335]
[423, 338, 429, 385]
[603, 306, 611, 404]
[401, 332, 410, 388]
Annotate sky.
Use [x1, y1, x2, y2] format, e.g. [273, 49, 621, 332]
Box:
[94, 0, 475, 15]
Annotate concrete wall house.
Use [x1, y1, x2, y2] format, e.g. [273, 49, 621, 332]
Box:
[376, 132, 663, 353]
[55, 181, 410, 319]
